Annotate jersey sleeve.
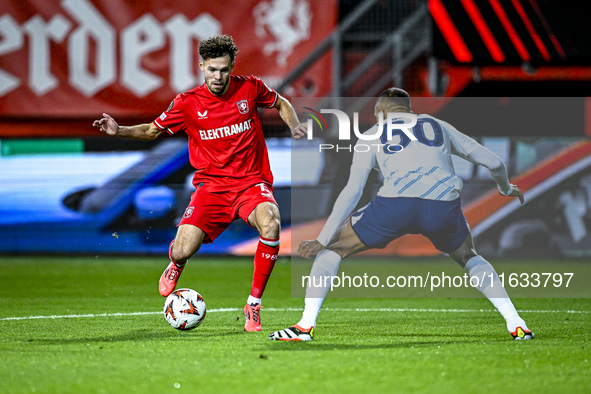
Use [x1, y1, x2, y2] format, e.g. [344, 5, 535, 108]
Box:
[468, 146, 512, 194]
[316, 138, 376, 245]
[351, 137, 377, 170]
[152, 94, 187, 135]
[443, 121, 481, 160]
[252, 76, 279, 109]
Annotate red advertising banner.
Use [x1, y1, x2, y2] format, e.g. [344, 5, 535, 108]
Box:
[0, 0, 335, 125]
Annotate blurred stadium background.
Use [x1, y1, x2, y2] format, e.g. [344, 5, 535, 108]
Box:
[1, 0, 591, 258]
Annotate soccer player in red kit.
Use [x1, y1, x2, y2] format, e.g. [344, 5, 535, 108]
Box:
[93, 35, 307, 332]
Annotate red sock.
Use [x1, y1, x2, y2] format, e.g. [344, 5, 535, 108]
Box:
[250, 237, 279, 298]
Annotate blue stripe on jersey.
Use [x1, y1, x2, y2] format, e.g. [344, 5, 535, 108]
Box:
[419, 184, 438, 199]
[392, 177, 403, 187]
[419, 174, 454, 199]
[398, 174, 424, 194]
[426, 166, 439, 175]
[435, 185, 454, 200]
[393, 167, 422, 188]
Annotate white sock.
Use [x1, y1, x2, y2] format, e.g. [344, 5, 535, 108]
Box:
[297, 250, 342, 329]
[247, 296, 261, 306]
[465, 255, 528, 332]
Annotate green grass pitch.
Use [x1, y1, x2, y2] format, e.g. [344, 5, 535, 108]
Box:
[0, 256, 589, 393]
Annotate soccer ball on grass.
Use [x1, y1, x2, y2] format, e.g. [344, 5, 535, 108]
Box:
[163, 288, 206, 330]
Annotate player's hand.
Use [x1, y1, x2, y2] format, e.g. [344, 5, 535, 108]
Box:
[298, 239, 325, 259]
[500, 184, 525, 204]
[291, 122, 308, 140]
[93, 113, 119, 136]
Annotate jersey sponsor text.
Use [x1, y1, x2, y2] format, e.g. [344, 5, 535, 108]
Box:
[198, 119, 253, 141]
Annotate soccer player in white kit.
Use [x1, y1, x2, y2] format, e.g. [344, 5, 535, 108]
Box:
[269, 88, 534, 341]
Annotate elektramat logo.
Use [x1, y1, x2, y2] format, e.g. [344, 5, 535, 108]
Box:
[302, 108, 418, 153]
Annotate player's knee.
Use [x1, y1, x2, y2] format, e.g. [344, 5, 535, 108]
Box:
[460, 252, 478, 266]
[252, 202, 281, 238]
[450, 248, 478, 267]
[259, 216, 281, 239]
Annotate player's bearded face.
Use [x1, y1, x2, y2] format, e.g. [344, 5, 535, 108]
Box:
[200, 55, 235, 95]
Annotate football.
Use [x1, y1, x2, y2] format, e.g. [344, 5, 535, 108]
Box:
[163, 288, 206, 330]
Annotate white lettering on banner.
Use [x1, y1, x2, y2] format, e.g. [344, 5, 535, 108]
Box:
[164, 14, 220, 93]
[0, 15, 23, 96]
[23, 15, 71, 95]
[199, 120, 252, 140]
[121, 14, 165, 97]
[0, 0, 222, 97]
[62, 0, 116, 97]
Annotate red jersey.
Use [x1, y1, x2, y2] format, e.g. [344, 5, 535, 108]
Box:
[153, 75, 278, 191]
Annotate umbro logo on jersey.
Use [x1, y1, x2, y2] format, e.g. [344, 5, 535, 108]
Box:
[237, 100, 249, 114]
[198, 110, 208, 119]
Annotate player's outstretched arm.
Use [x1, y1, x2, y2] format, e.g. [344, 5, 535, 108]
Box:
[93, 113, 163, 141]
[297, 166, 373, 259]
[297, 135, 376, 259]
[298, 171, 368, 259]
[467, 146, 525, 204]
[274, 95, 308, 139]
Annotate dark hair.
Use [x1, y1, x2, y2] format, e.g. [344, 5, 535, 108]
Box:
[198, 34, 239, 62]
[378, 87, 411, 110]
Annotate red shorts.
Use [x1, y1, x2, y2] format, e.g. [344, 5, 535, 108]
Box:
[179, 182, 277, 243]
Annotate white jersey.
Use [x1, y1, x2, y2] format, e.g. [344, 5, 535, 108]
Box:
[352, 114, 481, 201]
[316, 112, 510, 245]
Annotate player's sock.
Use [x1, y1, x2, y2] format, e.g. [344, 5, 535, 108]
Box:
[298, 250, 342, 329]
[465, 255, 528, 332]
[249, 237, 279, 299]
[169, 240, 186, 267]
[247, 296, 261, 305]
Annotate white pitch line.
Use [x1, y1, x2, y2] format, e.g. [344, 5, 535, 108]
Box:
[324, 308, 591, 314]
[0, 309, 235, 321]
[0, 307, 589, 322]
[0, 311, 162, 321]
